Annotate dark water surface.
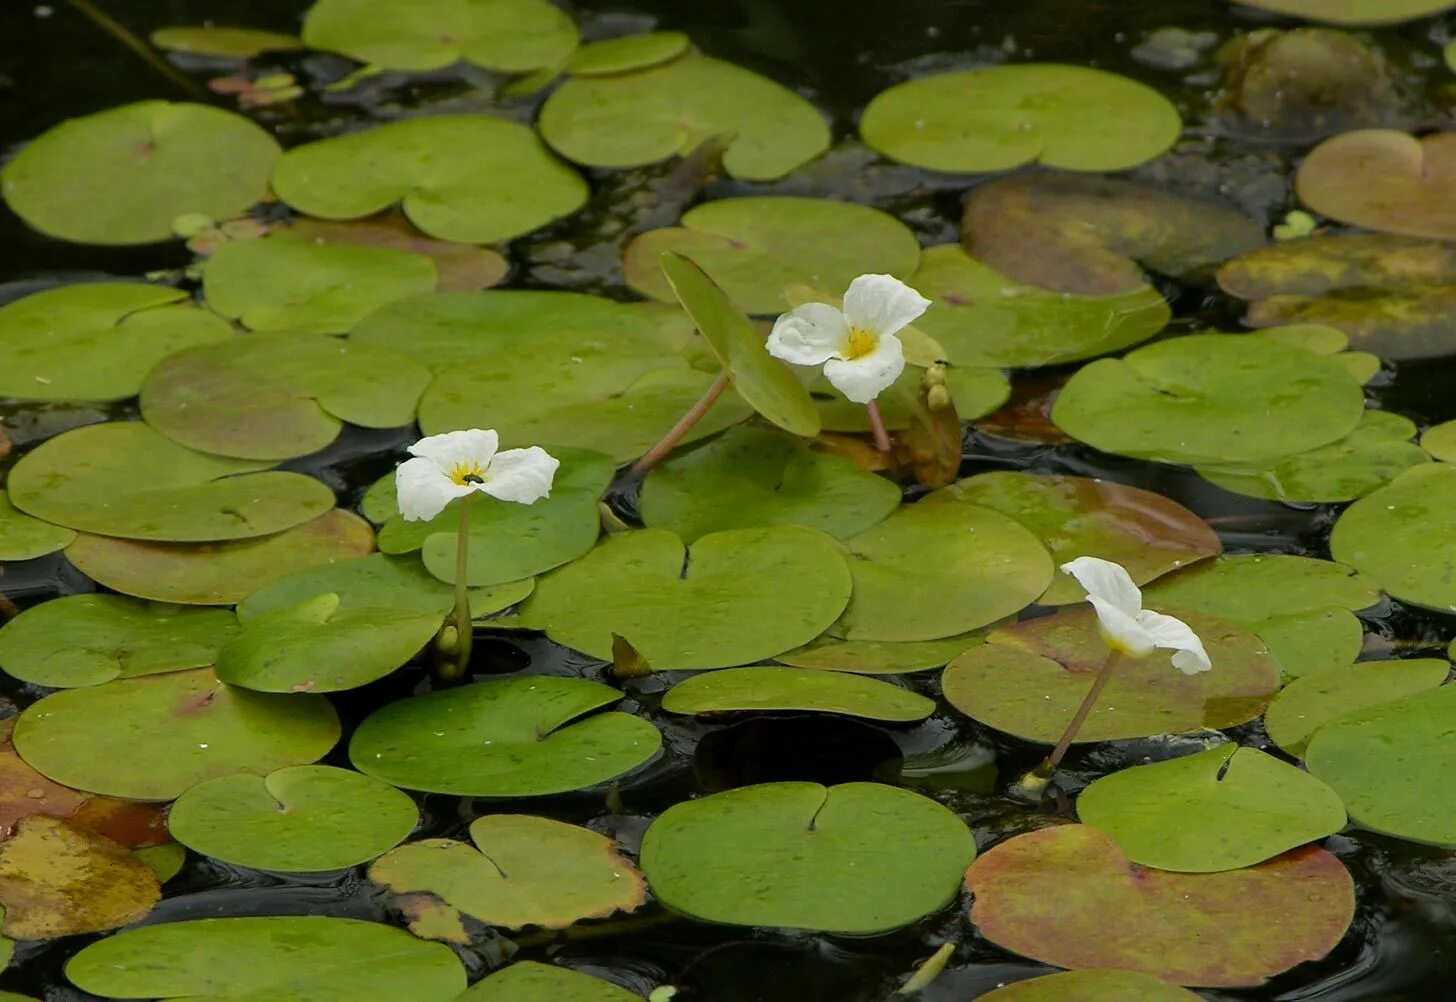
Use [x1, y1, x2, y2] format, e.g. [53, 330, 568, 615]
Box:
[3, 1, 1456, 999]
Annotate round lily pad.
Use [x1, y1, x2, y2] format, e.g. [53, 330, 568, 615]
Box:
[1330, 462, 1456, 609]
[624, 198, 919, 314]
[7, 422, 335, 541]
[776, 632, 986, 673]
[943, 606, 1279, 743]
[1051, 334, 1366, 465]
[0, 594, 239, 688]
[349, 289, 692, 373]
[369, 814, 645, 930]
[929, 471, 1220, 605]
[201, 237, 437, 333]
[460, 962, 640, 1001]
[1306, 684, 1456, 846]
[1231, 0, 1456, 25]
[1250, 607, 1365, 681]
[658, 252, 820, 435]
[167, 765, 418, 871]
[836, 502, 1053, 642]
[641, 781, 974, 934]
[1077, 747, 1346, 872]
[518, 526, 851, 668]
[2, 101, 280, 245]
[0, 489, 74, 560]
[539, 54, 830, 181]
[217, 593, 441, 693]
[963, 173, 1264, 297]
[966, 825, 1355, 988]
[1218, 234, 1456, 305]
[860, 64, 1180, 174]
[239, 552, 532, 620]
[13, 668, 340, 801]
[0, 815, 159, 940]
[272, 115, 587, 244]
[979, 971, 1202, 1001]
[0, 283, 232, 402]
[908, 244, 1169, 368]
[349, 675, 660, 796]
[1422, 420, 1456, 461]
[302, 0, 578, 72]
[1264, 658, 1449, 755]
[661, 667, 934, 721]
[639, 426, 900, 542]
[279, 216, 508, 292]
[150, 26, 303, 57]
[64, 508, 375, 605]
[142, 333, 430, 461]
[566, 32, 689, 75]
[1297, 130, 1456, 241]
[66, 916, 466, 1001]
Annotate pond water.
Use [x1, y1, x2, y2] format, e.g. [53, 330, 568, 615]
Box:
[3, 1, 1456, 1000]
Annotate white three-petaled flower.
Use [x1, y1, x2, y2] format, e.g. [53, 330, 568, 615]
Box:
[395, 429, 559, 522]
[1061, 556, 1211, 675]
[766, 274, 930, 404]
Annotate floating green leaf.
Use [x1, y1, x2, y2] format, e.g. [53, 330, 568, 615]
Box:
[776, 632, 986, 673]
[0, 283, 232, 402]
[518, 526, 851, 668]
[0, 815, 159, 940]
[1251, 608, 1365, 681]
[459, 962, 641, 1001]
[1144, 553, 1380, 623]
[639, 426, 899, 542]
[7, 422, 335, 541]
[966, 825, 1354, 988]
[66, 916, 465, 1001]
[167, 765, 418, 871]
[0, 594, 238, 688]
[929, 471, 1220, 605]
[0, 489, 74, 561]
[943, 607, 1279, 743]
[302, 0, 578, 72]
[1231, 0, 1456, 26]
[65, 508, 375, 605]
[908, 245, 1169, 367]
[979, 971, 1202, 1001]
[1077, 747, 1345, 872]
[963, 173, 1263, 296]
[150, 26, 303, 57]
[280, 216, 508, 292]
[641, 782, 974, 934]
[216, 593, 441, 693]
[1421, 420, 1456, 461]
[1051, 334, 1366, 465]
[1306, 684, 1456, 846]
[661, 667, 934, 721]
[539, 54, 830, 181]
[1330, 463, 1456, 609]
[624, 198, 920, 314]
[1264, 658, 1449, 755]
[860, 65, 1180, 173]
[202, 237, 437, 333]
[350, 676, 659, 796]
[566, 32, 689, 75]
[369, 814, 645, 930]
[2, 101, 280, 245]
[14, 668, 340, 800]
[1297, 130, 1456, 240]
[142, 333, 431, 461]
[272, 115, 587, 244]
[836, 502, 1052, 642]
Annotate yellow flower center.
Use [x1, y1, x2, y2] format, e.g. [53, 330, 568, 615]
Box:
[843, 327, 879, 361]
[449, 462, 487, 486]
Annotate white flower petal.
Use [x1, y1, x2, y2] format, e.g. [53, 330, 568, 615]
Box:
[395, 456, 471, 522]
[482, 446, 560, 505]
[822, 332, 905, 404]
[1060, 556, 1143, 618]
[841, 274, 931, 338]
[407, 428, 499, 472]
[767, 303, 851, 366]
[1089, 597, 1154, 657]
[1136, 609, 1212, 675]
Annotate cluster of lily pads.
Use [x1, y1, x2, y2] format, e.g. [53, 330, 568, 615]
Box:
[1, 0, 1456, 998]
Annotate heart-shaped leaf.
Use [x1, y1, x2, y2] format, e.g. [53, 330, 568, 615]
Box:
[777, 632, 987, 673]
[979, 970, 1202, 1001]
[661, 666, 934, 721]
[279, 215, 507, 292]
[566, 31, 688, 75]
[1231, 0, 1456, 25]
[0, 489, 74, 560]
[1264, 658, 1449, 755]
[150, 26, 302, 58]
[458, 962, 641, 1001]
[1330, 463, 1456, 609]
[1297, 130, 1456, 239]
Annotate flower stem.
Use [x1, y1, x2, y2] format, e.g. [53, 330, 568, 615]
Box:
[442, 494, 474, 680]
[632, 370, 730, 475]
[866, 400, 893, 453]
[1017, 650, 1123, 793]
[67, 0, 204, 98]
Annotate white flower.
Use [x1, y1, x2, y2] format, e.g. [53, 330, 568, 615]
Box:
[766, 274, 929, 404]
[1061, 556, 1211, 675]
[395, 429, 559, 521]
